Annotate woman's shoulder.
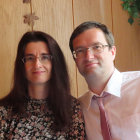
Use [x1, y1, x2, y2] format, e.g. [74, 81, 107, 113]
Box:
[71, 96, 80, 104]
[71, 96, 81, 111]
[0, 105, 11, 119]
[0, 105, 8, 112]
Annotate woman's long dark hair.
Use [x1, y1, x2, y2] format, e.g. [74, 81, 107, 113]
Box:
[0, 31, 72, 131]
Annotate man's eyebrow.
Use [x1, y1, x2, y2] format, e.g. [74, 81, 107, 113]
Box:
[75, 42, 101, 49]
[90, 42, 101, 46]
[76, 46, 84, 49]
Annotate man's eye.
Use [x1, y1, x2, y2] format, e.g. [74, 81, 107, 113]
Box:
[76, 49, 84, 53]
[94, 45, 101, 49]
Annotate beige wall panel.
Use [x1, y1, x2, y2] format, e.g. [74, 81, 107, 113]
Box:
[73, 0, 112, 29]
[0, 0, 31, 98]
[73, 0, 113, 97]
[32, 0, 77, 97]
[112, 1, 140, 71]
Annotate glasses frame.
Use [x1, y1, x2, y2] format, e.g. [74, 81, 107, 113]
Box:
[72, 44, 109, 59]
[22, 54, 52, 64]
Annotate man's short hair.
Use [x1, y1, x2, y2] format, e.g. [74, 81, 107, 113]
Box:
[69, 21, 115, 53]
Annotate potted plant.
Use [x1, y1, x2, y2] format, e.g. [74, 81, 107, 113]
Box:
[121, 0, 140, 25]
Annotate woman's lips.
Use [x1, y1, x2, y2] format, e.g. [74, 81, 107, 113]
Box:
[32, 71, 45, 74]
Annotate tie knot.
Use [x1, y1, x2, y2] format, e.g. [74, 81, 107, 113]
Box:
[93, 94, 108, 108]
[93, 92, 108, 100]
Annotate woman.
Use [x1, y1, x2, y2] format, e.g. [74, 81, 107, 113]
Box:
[0, 31, 85, 139]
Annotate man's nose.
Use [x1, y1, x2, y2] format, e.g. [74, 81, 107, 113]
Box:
[85, 48, 94, 59]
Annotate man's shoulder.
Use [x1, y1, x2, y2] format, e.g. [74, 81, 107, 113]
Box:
[122, 71, 140, 76]
[78, 92, 89, 101]
[78, 91, 91, 109]
[122, 71, 140, 83]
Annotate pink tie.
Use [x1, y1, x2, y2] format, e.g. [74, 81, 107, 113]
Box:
[96, 97, 112, 140]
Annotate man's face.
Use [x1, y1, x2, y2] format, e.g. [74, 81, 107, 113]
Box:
[72, 28, 116, 78]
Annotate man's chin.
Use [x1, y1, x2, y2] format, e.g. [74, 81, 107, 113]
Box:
[82, 67, 101, 77]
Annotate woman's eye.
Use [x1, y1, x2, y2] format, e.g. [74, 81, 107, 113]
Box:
[42, 55, 49, 60]
[26, 56, 34, 61]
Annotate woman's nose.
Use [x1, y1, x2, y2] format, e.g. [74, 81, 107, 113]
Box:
[34, 57, 42, 68]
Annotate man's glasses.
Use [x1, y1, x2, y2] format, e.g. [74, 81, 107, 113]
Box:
[22, 54, 52, 64]
[72, 43, 109, 59]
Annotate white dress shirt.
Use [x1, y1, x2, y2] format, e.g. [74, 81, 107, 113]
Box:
[79, 69, 140, 140]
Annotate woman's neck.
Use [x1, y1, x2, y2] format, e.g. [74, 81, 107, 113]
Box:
[28, 83, 49, 99]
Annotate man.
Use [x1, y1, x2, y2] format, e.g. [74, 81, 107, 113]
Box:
[69, 21, 140, 140]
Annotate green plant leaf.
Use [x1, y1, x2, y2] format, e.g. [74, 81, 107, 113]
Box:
[122, 3, 129, 10]
[121, 0, 140, 25]
[127, 7, 131, 12]
[128, 17, 134, 25]
[133, 12, 139, 18]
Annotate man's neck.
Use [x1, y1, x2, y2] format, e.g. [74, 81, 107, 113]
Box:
[85, 68, 115, 95]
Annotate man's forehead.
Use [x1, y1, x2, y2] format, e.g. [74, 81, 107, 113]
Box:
[73, 28, 107, 48]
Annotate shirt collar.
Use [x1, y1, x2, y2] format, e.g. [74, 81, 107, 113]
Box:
[104, 68, 122, 97]
[80, 91, 94, 110]
[85, 68, 122, 110]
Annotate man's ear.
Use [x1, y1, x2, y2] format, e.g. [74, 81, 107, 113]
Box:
[111, 46, 116, 61]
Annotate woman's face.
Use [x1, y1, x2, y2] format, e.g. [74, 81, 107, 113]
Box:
[24, 41, 52, 86]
